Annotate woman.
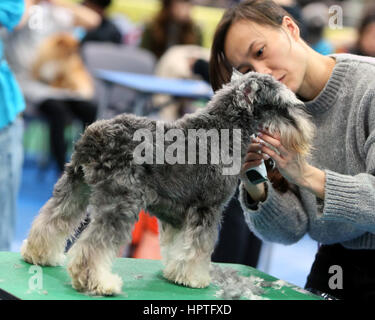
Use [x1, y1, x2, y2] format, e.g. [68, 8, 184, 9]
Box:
[209, 0, 375, 300]
[350, 9, 375, 57]
[0, 0, 29, 251]
[140, 0, 203, 59]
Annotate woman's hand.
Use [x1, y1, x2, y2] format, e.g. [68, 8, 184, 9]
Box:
[257, 130, 306, 186]
[240, 136, 269, 202]
[257, 129, 326, 199]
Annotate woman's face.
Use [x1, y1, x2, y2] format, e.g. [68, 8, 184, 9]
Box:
[224, 18, 308, 93]
[359, 21, 375, 57]
[170, 0, 193, 23]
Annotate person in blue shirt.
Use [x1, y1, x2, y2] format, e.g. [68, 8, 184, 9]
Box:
[301, 2, 334, 56]
[0, 0, 28, 251]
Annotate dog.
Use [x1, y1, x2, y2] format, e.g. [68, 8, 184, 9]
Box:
[31, 32, 94, 99]
[21, 71, 315, 296]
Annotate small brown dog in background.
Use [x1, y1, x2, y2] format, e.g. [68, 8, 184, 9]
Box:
[32, 32, 94, 99]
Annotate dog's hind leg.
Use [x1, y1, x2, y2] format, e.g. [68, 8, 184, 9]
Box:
[21, 164, 90, 266]
[159, 221, 179, 267]
[67, 188, 141, 296]
[161, 207, 221, 288]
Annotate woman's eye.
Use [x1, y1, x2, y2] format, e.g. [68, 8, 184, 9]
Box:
[256, 47, 264, 57]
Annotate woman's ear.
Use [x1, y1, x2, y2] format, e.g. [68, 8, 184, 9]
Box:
[281, 16, 300, 41]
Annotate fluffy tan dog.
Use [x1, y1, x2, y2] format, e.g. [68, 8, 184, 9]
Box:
[32, 32, 94, 99]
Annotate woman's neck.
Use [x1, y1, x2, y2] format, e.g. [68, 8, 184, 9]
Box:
[297, 48, 336, 102]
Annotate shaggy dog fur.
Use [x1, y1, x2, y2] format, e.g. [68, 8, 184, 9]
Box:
[21, 71, 315, 296]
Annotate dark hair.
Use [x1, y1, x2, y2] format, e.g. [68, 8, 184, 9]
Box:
[209, 0, 293, 193]
[84, 0, 112, 10]
[146, 0, 201, 58]
[353, 11, 375, 56]
[209, 0, 292, 92]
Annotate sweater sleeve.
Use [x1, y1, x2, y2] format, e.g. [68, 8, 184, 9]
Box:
[321, 141, 375, 230]
[0, 0, 25, 31]
[320, 93, 375, 231]
[238, 181, 309, 245]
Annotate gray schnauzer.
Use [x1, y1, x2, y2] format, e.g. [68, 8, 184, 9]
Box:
[21, 71, 315, 296]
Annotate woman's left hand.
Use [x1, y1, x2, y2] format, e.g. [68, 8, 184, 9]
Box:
[257, 129, 326, 199]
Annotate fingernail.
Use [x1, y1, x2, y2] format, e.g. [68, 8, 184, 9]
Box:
[263, 154, 270, 160]
[257, 132, 263, 137]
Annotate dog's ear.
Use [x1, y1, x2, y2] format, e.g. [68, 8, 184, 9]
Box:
[231, 68, 243, 82]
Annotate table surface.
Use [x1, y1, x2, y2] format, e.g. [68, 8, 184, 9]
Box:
[0, 252, 321, 300]
[94, 69, 213, 99]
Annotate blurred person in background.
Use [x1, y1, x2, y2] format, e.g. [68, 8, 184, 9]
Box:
[80, 0, 122, 45]
[5, 0, 100, 78]
[0, 0, 30, 251]
[301, 2, 334, 55]
[4, 0, 102, 174]
[141, 0, 205, 120]
[140, 0, 203, 59]
[349, 7, 375, 57]
[191, 0, 240, 7]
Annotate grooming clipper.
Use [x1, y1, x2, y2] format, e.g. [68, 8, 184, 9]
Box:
[245, 134, 268, 184]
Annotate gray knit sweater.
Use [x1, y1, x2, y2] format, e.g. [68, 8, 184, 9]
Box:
[239, 53, 375, 249]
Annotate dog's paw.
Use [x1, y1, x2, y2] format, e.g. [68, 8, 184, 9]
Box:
[21, 239, 66, 266]
[69, 263, 123, 296]
[92, 273, 123, 296]
[182, 275, 211, 289]
[164, 267, 211, 288]
[72, 271, 123, 296]
[45, 252, 66, 267]
[20, 239, 31, 262]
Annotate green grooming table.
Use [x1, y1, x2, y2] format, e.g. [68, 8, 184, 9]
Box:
[0, 252, 321, 300]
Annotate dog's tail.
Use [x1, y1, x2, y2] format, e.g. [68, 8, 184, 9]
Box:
[50, 158, 91, 221]
[20, 152, 91, 266]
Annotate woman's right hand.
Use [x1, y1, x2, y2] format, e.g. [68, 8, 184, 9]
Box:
[240, 136, 269, 202]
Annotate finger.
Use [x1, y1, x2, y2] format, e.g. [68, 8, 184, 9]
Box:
[259, 129, 280, 140]
[242, 159, 263, 172]
[244, 152, 263, 162]
[258, 132, 289, 156]
[260, 144, 284, 164]
[246, 142, 263, 153]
